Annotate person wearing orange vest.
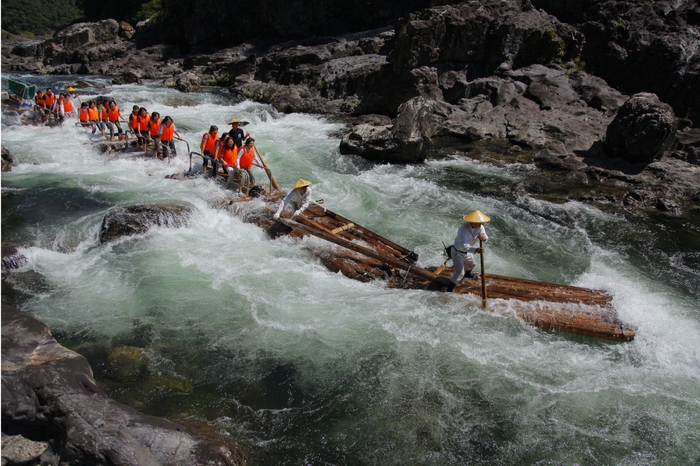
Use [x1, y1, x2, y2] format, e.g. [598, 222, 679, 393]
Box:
[43, 88, 56, 125]
[63, 93, 74, 116]
[158, 116, 181, 159]
[200, 125, 219, 177]
[137, 107, 150, 154]
[78, 102, 91, 128]
[96, 100, 109, 137]
[149, 112, 161, 158]
[88, 101, 100, 134]
[216, 136, 239, 189]
[235, 138, 264, 195]
[129, 105, 140, 149]
[107, 101, 124, 141]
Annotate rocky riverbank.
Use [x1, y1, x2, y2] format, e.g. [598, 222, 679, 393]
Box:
[2, 0, 699, 222]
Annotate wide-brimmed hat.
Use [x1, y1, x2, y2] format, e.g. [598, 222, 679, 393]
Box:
[228, 117, 249, 126]
[292, 179, 312, 190]
[463, 210, 491, 223]
[67, 86, 75, 92]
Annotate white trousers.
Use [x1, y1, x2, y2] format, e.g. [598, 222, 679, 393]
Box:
[451, 248, 476, 284]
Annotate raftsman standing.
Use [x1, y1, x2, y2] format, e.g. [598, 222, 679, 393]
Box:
[448, 210, 490, 291]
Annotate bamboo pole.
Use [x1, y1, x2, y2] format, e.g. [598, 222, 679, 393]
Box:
[253, 145, 280, 191]
[480, 239, 487, 309]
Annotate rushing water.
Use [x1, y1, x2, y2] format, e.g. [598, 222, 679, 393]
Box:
[2, 76, 700, 465]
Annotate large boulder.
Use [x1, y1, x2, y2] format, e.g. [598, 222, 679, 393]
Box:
[606, 93, 678, 163]
[1, 305, 200, 465]
[99, 203, 194, 243]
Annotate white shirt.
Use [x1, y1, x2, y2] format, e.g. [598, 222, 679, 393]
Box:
[453, 223, 488, 254]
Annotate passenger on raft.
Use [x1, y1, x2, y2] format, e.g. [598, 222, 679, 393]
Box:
[235, 138, 267, 195]
[200, 125, 219, 176]
[129, 105, 140, 149]
[149, 112, 161, 158]
[107, 101, 125, 141]
[137, 107, 150, 153]
[88, 101, 100, 134]
[159, 116, 182, 159]
[447, 210, 489, 292]
[273, 179, 318, 220]
[216, 136, 239, 190]
[78, 102, 91, 129]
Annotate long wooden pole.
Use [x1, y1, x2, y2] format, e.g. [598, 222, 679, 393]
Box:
[480, 239, 487, 309]
[280, 217, 451, 286]
[254, 145, 280, 192]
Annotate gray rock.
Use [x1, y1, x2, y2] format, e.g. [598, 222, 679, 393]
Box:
[1, 435, 48, 465]
[606, 93, 678, 163]
[1, 305, 201, 465]
[175, 72, 202, 92]
[99, 203, 194, 243]
[112, 70, 142, 85]
[2, 145, 14, 172]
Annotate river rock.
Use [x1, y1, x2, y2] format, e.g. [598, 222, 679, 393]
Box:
[1, 435, 48, 465]
[2, 145, 14, 172]
[99, 203, 194, 243]
[605, 93, 678, 163]
[1, 304, 202, 465]
[175, 72, 202, 92]
[112, 70, 142, 85]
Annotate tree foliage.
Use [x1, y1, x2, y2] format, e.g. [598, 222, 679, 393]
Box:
[1, 0, 162, 36]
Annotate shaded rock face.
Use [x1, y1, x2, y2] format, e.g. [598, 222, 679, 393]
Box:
[606, 93, 678, 163]
[1, 304, 201, 465]
[341, 64, 625, 163]
[2, 146, 14, 172]
[531, 0, 700, 126]
[99, 203, 194, 243]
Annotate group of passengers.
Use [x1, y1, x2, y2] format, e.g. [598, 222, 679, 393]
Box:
[199, 117, 270, 196]
[34, 87, 76, 124]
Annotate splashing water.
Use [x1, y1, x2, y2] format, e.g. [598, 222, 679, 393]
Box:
[3, 76, 700, 464]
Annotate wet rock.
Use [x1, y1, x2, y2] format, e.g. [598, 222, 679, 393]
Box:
[1, 244, 27, 272]
[606, 93, 678, 163]
[1, 435, 48, 465]
[2, 145, 14, 172]
[112, 70, 142, 85]
[175, 72, 202, 92]
[1, 304, 203, 465]
[107, 346, 150, 379]
[99, 203, 194, 243]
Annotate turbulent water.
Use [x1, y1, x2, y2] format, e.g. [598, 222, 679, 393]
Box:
[2, 76, 700, 465]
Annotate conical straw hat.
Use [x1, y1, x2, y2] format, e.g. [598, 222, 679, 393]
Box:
[463, 210, 491, 223]
[292, 179, 312, 189]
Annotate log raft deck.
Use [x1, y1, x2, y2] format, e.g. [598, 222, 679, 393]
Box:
[219, 195, 635, 343]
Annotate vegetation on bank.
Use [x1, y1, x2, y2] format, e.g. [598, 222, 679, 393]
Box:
[1, 0, 162, 36]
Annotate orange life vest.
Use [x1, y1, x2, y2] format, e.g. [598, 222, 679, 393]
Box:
[64, 97, 73, 113]
[238, 147, 255, 168]
[36, 94, 45, 106]
[139, 114, 150, 131]
[79, 107, 89, 122]
[201, 132, 218, 153]
[100, 105, 108, 120]
[88, 107, 99, 121]
[108, 106, 119, 122]
[150, 120, 161, 137]
[129, 113, 139, 130]
[160, 123, 174, 141]
[44, 92, 55, 108]
[222, 147, 237, 166]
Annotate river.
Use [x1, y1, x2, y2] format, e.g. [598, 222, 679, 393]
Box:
[2, 75, 700, 465]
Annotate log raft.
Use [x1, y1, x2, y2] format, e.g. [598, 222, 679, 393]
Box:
[208, 181, 637, 342]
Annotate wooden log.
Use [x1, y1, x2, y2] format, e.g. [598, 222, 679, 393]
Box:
[280, 218, 450, 286]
